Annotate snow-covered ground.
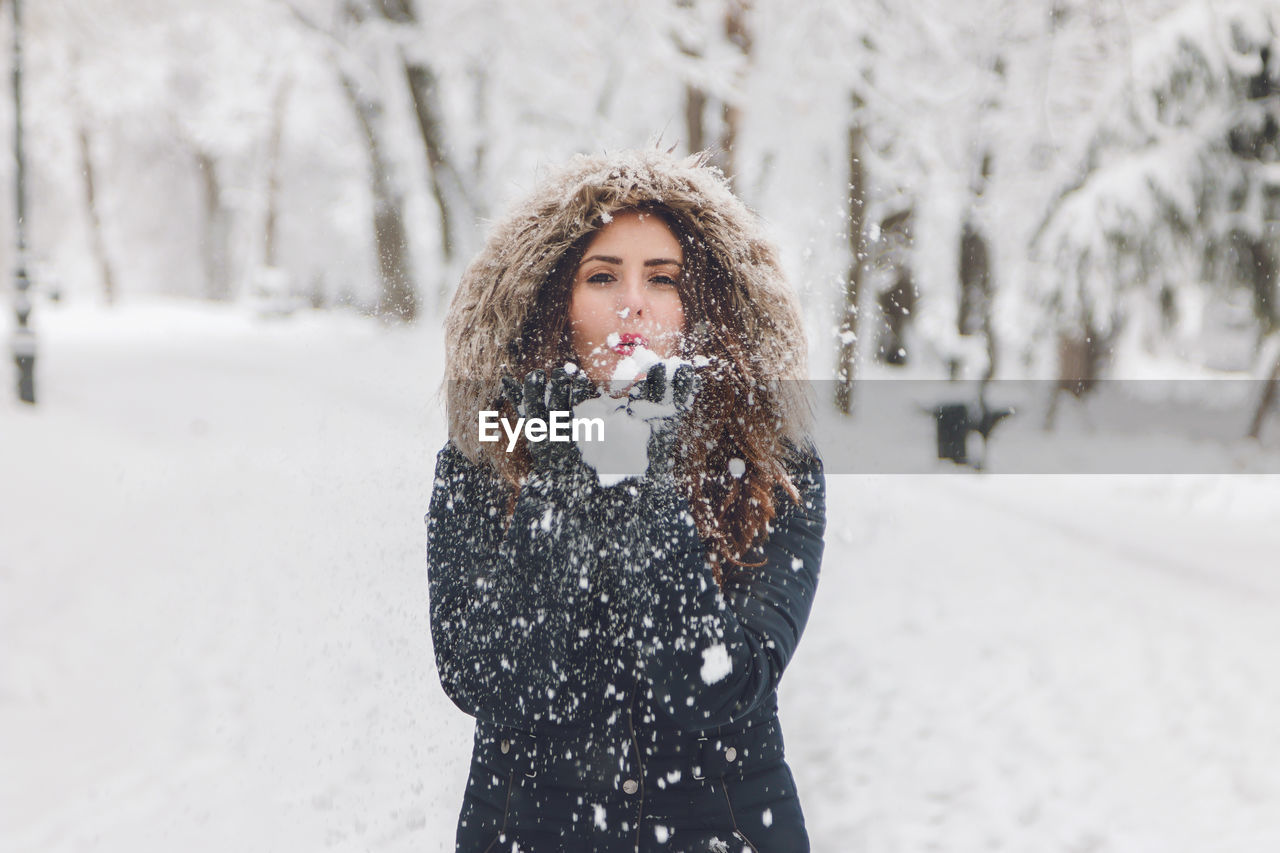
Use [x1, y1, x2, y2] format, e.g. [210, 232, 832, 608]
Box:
[3, 301, 1279, 852]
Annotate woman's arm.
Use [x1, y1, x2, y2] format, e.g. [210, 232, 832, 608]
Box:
[616, 451, 827, 730]
[427, 442, 627, 729]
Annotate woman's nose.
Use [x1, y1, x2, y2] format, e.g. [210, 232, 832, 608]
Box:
[618, 272, 646, 315]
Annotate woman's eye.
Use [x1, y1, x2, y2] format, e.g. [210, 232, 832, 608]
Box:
[650, 275, 678, 286]
[586, 272, 614, 284]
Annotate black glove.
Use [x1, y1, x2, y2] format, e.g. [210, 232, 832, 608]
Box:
[500, 366, 597, 473]
[627, 361, 701, 485]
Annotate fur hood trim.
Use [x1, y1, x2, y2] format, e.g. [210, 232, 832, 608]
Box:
[443, 148, 811, 464]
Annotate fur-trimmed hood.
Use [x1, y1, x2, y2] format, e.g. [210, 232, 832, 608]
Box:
[444, 149, 810, 464]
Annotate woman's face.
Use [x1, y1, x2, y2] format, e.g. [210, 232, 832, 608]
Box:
[567, 210, 686, 385]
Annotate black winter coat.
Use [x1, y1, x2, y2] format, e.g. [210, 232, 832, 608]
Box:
[427, 441, 826, 852]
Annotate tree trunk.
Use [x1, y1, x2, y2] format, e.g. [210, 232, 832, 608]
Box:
[983, 294, 1001, 381]
[1249, 238, 1277, 335]
[197, 149, 232, 301]
[286, 0, 419, 320]
[835, 106, 867, 416]
[1248, 340, 1280, 439]
[876, 270, 915, 366]
[959, 219, 1000, 379]
[404, 59, 459, 269]
[718, 103, 741, 180]
[1045, 318, 1119, 429]
[262, 75, 292, 270]
[960, 152, 998, 380]
[469, 64, 489, 196]
[685, 84, 708, 154]
[78, 123, 117, 305]
[337, 72, 417, 322]
[674, 0, 708, 155]
[957, 221, 989, 337]
[715, 0, 752, 180]
[405, 57, 485, 309]
[375, 0, 474, 309]
[676, 0, 751, 174]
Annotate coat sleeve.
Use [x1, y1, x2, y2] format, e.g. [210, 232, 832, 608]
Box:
[426, 442, 626, 729]
[620, 450, 827, 729]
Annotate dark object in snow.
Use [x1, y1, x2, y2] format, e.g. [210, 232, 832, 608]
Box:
[931, 397, 1015, 469]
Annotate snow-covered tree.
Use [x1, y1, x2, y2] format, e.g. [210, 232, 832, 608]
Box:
[1033, 1, 1280, 381]
[769, 0, 1068, 406]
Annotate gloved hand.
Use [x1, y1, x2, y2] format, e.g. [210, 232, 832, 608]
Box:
[500, 366, 597, 473]
[627, 361, 702, 485]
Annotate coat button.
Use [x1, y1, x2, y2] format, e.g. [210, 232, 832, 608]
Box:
[622, 779, 639, 795]
[500, 739, 510, 754]
[724, 746, 737, 762]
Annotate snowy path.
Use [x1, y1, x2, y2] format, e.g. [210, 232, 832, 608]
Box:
[788, 473, 1280, 852]
[3, 303, 1278, 852]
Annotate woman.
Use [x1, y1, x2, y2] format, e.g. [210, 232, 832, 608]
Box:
[429, 149, 826, 852]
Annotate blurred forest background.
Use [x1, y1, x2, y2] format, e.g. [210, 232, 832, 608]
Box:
[5, 0, 1280, 416]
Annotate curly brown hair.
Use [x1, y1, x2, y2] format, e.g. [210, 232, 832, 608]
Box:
[487, 202, 803, 586]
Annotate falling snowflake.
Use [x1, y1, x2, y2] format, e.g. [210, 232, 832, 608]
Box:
[700, 643, 732, 684]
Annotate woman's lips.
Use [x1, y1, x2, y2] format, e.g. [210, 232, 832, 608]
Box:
[612, 333, 648, 355]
